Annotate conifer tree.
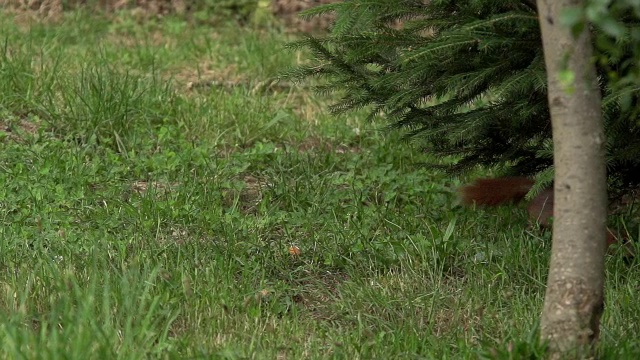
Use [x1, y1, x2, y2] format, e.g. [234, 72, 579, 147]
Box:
[285, 0, 640, 197]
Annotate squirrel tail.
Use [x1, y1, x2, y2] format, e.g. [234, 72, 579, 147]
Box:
[459, 177, 629, 251]
[458, 177, 535, 206]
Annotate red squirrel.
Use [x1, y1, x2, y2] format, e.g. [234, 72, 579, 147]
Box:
[458, 177, 619, 246]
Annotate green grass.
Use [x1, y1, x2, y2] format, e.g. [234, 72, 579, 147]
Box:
[1, 9, 639, 359]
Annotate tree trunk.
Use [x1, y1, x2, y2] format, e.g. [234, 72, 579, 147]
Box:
[536, 0, 608, 357]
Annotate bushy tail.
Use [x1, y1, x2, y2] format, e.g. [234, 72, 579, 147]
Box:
[458, 177, 535, 206]
[459, 177, 630, 252]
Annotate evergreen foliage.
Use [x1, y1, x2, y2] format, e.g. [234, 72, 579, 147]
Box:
[285, 0, 640, 197]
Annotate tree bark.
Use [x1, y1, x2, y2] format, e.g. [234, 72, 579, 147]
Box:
[536, 0, 608, 357]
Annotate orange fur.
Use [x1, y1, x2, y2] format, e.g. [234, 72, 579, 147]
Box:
[459, 177, 535, 206]
[460, 177, 620, 246]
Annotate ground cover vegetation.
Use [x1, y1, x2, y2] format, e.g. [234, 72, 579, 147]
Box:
[0, 1, 639, 358]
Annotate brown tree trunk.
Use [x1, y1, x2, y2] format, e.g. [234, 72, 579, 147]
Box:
[536, 0, 608, 357]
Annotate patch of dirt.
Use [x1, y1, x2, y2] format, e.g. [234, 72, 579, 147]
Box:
[1, 0, 64, 23]
[270, 0, 418, 33]
[222, 174, 270, 215]
[168, 61, 247, 93]
[288, 269, 349, 321]
[431, 305, 482, 338]
[105, 28, 177, 49]
[2, 0, 256, 25]
[2, 0, 393, 34]
[131, 180, 178, 196]
[271, 0, 337, 33]
[3, 0, 188, 20]
[0, 118, 41, 143]
[168, 61, 294, 96]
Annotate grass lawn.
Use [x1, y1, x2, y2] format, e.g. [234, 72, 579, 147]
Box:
[0, 7, 639, 359]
